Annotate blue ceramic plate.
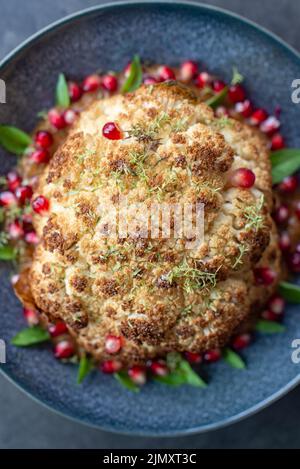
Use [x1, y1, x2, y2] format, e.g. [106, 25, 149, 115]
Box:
[1, 1, 300, 436]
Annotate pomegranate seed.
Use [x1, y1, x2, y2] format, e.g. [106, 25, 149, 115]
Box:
[11, 274, 19, 285]
[63, 109, 77, 125]
[235, 99, 253, 118]
[204, 348, 221, 363]
[68, 81, 83, 102]
[260, 116, 280, 136]
[34, 130, 53, 149]
[249, 109, 268, 126]
[15, 185, 33, 204]
[25, 231, 39, 244]
[271, 133, 285, 150]
[102, 74, 118, 92]
[184, 351, 202, 364]
[295, 201, 300, 220]
[254, 267, 277, 286]
[273, 204, 289, 225]
[6, 171, 22, 192]
[49, 321, 68, 338]
[100, 360, 122, 374]
[54, 340, 75, 359]
[23, 308, 39, 326]
[195, 72, 212, 88]
[278, 175, 298, 194]
[279, 231, 291, 252]
[102, 122, 123, 140]
[287, 251, 300, 273]
[149, 360, 169, 376]
[212, 80, 226, 92]
[229, 168, 255, 189]
[267, 294, 285, 315]
[215, 106, 229, 117]
[158, 65, 175, 81]
[32, 195, 49, 214]
[105, 335, 122, 354]
[231, 333, 251, 351]
[82, 74, 101, 92]
[262, 309, 283, 322]
[21, 213, 33, 232]
[8, 220, 24, 240]
[29, 149, 50, 164]
[180, 60, 198, 81]
[228, 84, 246, 103]
[143, 76, 158, 85]
[48, 108, 67, 130]
[128, 366, 147, 385]
[0, 191, 17, 207]
[124, 63, 132, 77]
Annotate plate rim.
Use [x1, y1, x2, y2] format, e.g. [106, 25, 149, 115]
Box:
[1, 0, 300, 437]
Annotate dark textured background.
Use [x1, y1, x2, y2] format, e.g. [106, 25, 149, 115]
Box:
[0, 0, 300, 449]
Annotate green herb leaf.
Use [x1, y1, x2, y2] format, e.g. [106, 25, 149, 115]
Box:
[205, 86, 228, 109]
[114, 371, 140, 392]
[56, 73, 70, 108]
[0, 125, 32, 155]
[271, 149, 300, 184]
[155, 353, 206, 388]
[11, 326, 50, 346]
[0, 244, 16, 260]
[121, 55, 143, 93]
[223, 348, 246, 369]
[279, 281, 300, 303]
[77, 355, 93, 384]
[255, 320, 286, 334]
[231, 66, 244, 85]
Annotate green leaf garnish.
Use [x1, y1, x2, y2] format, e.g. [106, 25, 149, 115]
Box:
[0, 125, 32, 155]
[121, 55, 143, 93]
[56, 73, 70, 108]
[205, 86, 228, 109]
[77, 355, 93, 384]
[255, 320, 286, 334]
[222, 348, 246, 369]
[11, 326, 50, 346]
[231, 66, 244, 85]
[0, 244, 16, 260]
[271, 149, 300, 184]
[279, 281, 300, 303]
[114, 371, 140, 392]
[155, 352, 206, 388]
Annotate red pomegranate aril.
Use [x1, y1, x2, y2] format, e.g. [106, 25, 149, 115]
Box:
[278, 175, 298, 194]
[235, 99, 253, 118]
[273, 204, 289, 225]
[149, 360, 169, 376]
[102, 122, 123, 140]
[8, 220, 24, 240]
[158, 65, 175, 81]
[279, 231, 291, 252]
[128, 366, 147, 385]
[262, 309, 283, 322]
[228, 84, 246, 103]
[102, 74, 118, 92]
[295, 202, 300, 220]
[268, 294, 285, 315]
[184, 351, 202, 364]
[83, 74, 102, 92]
[215, 106, 229, 117]
[124, 62, 132, 77]
[49, 321, 68, 338]
[195, 71, 212, 88]
[6, 171, 22, 192]
[271, 133, 285, 151]
[24, 231, 39, 245]
[34, 130, 53, 149]
[249, 109, 268, 126]
[180, 60, 198, 81]
[23, 308, 39, 326]
[100, 360, 122, 374]
[143, 76, 158, 85]
[105, 335, 122, 354]
[254, 267, 277, 286]
[0, 191, 17, 207]
[232, 333, 251, 351]
[63, 109, 77, 125]
[54, 340, 75, 359]
[204, 348, 221, 363]
[48, 108, 67, 130]
[212, 80, 226, 92]
[260, 116, 280, 136]
[32, 195, 49, 214]
[287, 251, 300, 273]
[15, 185, 33, 204]
[68, 81, 83, 102]
[30, 149, 50, 164]
[21, 213, 33, 232]
[229, 168, 256, 189]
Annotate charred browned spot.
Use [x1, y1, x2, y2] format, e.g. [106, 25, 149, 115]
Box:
[156, 274, 173, 289]
[42, 263, 51, 275]
[175, 324, 195, 339]
[171, 133, 186, 144]
[63, 179, 73, 190]
[174, 155, 187, 168]
[70, 275, 88, 293]
[109, 158, 129, 173]
[65, 251, 78, 264]
[121, 319, 163, 345]
[106, 307, 117, 318]
[52, 190, 62, 200]
[97, 278, 119, 296]
[48, 282, 59, 294]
